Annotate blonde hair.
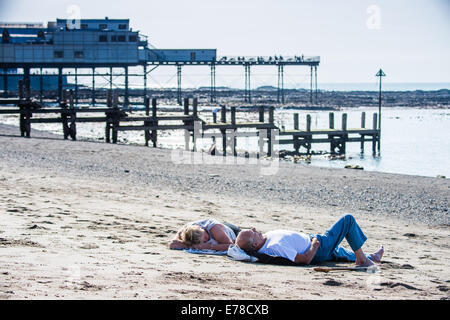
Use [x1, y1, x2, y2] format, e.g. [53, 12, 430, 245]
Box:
[181, 225, 204, 246]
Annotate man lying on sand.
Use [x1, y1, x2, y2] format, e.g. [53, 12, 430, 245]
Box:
[236, 214, 384, 267]
[169, 218, 239, 251]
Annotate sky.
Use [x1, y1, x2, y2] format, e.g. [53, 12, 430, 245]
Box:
[1, 0, 449, 88]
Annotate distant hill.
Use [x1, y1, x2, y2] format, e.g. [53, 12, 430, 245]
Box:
[256, 86, 277, 91]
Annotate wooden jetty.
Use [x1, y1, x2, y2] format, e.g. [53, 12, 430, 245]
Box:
[0, 82, 380, 157]
[279, 111, 379, 155]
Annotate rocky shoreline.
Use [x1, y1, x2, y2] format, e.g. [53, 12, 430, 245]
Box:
[30, 88, 450, 110]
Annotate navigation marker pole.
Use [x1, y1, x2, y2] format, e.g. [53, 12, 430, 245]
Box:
[376, 68, 386, 154]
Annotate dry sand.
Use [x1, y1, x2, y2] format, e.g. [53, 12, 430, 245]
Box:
[0, 123, 449, 300]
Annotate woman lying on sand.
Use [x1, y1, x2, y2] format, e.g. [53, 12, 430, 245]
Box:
[169, 218, 239, 251]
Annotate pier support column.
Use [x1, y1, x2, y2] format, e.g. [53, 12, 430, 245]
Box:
[124, 66, 129, 109]
[39, 68, 43, 104]
[23, 67, 31, 101]
[2, 68, 7, 98]
[143, 64, 147, 103]
[177, 65, 182, 106]
[58, 67, 63, 104]
[244, 64, 252, 103]
[210, 63, 216, 103]
[314, 66, 318, 104]
[109, 67, 113, 91]
[91, 67, 95, 106]
[73, 68, 78, 106]
[309, 65, 313, 104]
[277, 64, 284, 104]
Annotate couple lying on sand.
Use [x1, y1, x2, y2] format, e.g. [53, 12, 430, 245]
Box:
[169, 214, 384, 267]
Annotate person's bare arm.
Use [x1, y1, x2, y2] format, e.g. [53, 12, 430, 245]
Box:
[191, 225, 234, 251]
[209, 224, 234, 245]
[293, 238, 320, 265]
[169, 227, 188, 249]
[192, 243, 231, 251]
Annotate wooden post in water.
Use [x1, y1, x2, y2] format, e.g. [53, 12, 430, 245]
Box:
[69, 89, 76, 140]
[105, 90, 112, 143]
[329, 112, 334, 129]
[184, 98, 189, 115]
[144, 97, 150, 146]
[269, 106, 274, 125]
[293, 113, 299, 130]
[328, 112, 335, 154]
[152, 98, 157, 118]
[192, 97, 198, 151]
[18, 80, 24, 100]
[268, 106, 275, 156]
[182, 98, 193, 151]
[221, 105, 227, 156]
[293, 113, 299, 153]
[61, 90, 69, 140]
[191, 98, 198, 151]
[18, 80, 25, 136]
[24, 106, 31, 138]
[221, 105, 226, 123]
[372, 113, 378, 155]
[193, 97, 198, 118]
[145, 97, 150, 116]
[360, 112, 366, 152]
[151, 98, 158, 147]
[231, 106, 237, 156]
[306, 114, 311, 154]
[112, 91, 119, 144]
[259, 105, 264, 123]
[231, 106, 236, 125]
[341, 113, 347, 154]
[306, 114, 311, 132]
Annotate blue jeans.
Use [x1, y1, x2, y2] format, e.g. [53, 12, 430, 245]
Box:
[311, 214, 369, 264]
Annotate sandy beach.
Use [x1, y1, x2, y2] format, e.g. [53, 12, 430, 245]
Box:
[0, 122, 449, 300]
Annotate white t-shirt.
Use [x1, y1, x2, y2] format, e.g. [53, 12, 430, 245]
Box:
[257, 230, 311, 262]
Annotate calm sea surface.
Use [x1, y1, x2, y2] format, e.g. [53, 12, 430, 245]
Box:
[274, 107, 450, 178]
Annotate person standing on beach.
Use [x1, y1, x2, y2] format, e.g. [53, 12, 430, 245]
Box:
[170, 218, 238, 251]
[236, 214, 384, 267]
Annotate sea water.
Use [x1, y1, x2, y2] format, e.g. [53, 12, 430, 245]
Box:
[1, 107, 449, 178]
[275, 107, 450, 178]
